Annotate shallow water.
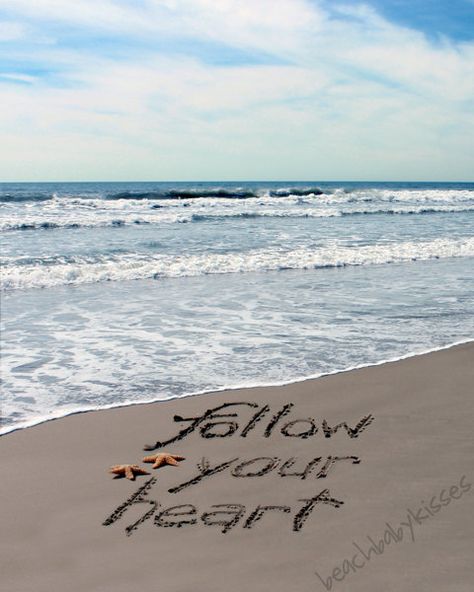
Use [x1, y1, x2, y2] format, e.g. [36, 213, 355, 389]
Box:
[1, 181, 473, 433]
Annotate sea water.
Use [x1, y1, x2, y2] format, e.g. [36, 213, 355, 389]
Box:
[1, 181, 473, 434]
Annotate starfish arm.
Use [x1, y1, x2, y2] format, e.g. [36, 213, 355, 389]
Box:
[164, 457, 180, 466]
[153, 457, 168, 468]
[142, 452, 185, 469]
[108, 464, 150, 479]
[142, 453, 166, 467]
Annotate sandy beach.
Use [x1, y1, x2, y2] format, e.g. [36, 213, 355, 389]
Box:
[1, 343, 473, 592]
[3, 2, 474, 591]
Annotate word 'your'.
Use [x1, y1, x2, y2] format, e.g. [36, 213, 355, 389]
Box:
[169, 455, 361, 493]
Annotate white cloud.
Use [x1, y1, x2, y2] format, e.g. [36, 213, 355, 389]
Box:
[0, 72, 37, 83]
[0, 0, 148, 32]
[0, 20, 27, 41]
[0, 0, 473, 180]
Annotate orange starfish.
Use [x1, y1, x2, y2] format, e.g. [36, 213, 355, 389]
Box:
[142, 452, 185, 469]
[109, 464, 150, 480]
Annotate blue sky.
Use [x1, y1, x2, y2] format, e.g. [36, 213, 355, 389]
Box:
[0, 0, 473, 181]
[363, 0, 474, 41]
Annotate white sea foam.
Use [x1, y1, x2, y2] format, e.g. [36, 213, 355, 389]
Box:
[1, 338, 471, 436]
[1, 185, 473, 233]
[2, 237, 474, 290]
[1, 203, 472, 231]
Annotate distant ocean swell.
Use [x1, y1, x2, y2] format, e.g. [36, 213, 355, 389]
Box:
[1, 186, 473, 204]
[2, 237, 473, 291]
[0, 187, 325, 203]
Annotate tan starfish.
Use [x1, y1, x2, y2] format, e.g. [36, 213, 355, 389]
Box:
[109, 464, 150, 480]
[142, 452, 185, 469]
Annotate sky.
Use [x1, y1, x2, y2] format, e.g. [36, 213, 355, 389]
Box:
[0, 0, 473, 182]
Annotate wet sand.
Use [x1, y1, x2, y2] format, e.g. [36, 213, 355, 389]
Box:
[1, 343, 473, 592]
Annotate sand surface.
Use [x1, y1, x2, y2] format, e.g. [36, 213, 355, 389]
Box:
[1, 343, 473, 592]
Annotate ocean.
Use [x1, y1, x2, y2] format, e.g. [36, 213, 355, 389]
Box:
[1, 181, 473, 434]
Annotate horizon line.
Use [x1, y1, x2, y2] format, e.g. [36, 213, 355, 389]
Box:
[1, 179, 474, 184]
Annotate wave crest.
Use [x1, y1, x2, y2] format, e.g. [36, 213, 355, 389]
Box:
[2, 238, 473, 291]
[1, 204, 472, 232]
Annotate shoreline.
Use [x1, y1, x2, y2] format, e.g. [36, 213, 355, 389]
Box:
[2, 337, 472, 437]
[1, 342, 473, 591]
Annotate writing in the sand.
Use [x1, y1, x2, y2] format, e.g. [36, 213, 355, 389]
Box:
[167, 454, 361, 493]
[103, 477, 344, 536]
[103, 401, 375, 536]
[143, 402, 374, 451]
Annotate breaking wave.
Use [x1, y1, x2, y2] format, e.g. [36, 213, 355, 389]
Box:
[0, 187, 327, 203]
[78, 187, 326, 200]
[2, 237, 473, 291]
[3, 186, 474, 204]
[0, 193, 54, 203]
[1, 205, 472, 232]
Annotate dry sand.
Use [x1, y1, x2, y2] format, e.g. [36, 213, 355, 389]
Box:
[1, 343, 473, 592]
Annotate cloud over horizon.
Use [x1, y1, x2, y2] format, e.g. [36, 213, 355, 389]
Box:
[0, 0, 473, 181]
